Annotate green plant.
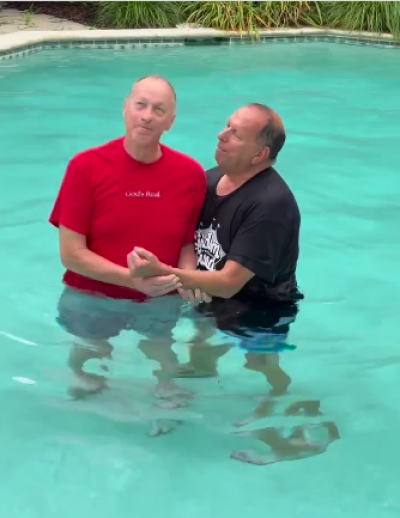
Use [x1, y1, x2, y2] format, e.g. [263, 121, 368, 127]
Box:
[96, 1, 182, 29]
[183, 1, 265, 35]
[255, 1, 323, 28]
[23, 5, 34, 26]
[183, 1, 323, 35]
[321, 1, 400, 39]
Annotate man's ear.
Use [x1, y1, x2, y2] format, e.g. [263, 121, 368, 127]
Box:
[166, 113, 176, 132]
[252, 146, 270, 165]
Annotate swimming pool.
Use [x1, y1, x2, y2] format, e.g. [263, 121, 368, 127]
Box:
[1, 40, 399, 517]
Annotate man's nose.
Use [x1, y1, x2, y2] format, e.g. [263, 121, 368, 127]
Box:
[141, 107, 153, 122]
[218, 128, 228, 142]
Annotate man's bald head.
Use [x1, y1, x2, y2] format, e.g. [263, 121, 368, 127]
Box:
[133, 74, 176, 102]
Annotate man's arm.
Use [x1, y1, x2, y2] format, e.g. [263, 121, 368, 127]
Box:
[175, 166, 211, 301]
[60, 227, 181, 296]
[177, 163, 206, 272]
[59, 225, 134, 289]
[176, 244, 212, 302]
[170, 260, 254, 299]
[51, 158, 135, 289]
[170, 217, 289, 298]
[130, 217, 288, 299]
[177, 243, 197, 271]
[51, 157, 180, 295]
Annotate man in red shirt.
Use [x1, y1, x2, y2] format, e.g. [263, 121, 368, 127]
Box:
[49, 75, 207, 397]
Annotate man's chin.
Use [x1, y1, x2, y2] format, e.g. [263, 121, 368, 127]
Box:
[131, 130, 155, 143]
[215, 149, 226, 168]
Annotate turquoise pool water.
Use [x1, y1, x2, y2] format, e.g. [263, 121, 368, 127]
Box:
[1, 41, 400, 517]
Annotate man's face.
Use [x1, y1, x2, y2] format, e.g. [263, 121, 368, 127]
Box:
[215, 106, 269, 171]
[123, 78, 176, 146]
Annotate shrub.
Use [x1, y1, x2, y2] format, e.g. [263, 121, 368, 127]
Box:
[255, 1, 323, 28]
[183, 1, 323, 35]
[321, 1, 400, 39]
[96, 1, 183, 29]
[183, 1, 265, 34]
[75, 0, 400, 39]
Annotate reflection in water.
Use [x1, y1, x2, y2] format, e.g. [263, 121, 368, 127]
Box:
[174, 299, 340, 465]
[60, 294, 340, 466]
[230, 398, 340, 465]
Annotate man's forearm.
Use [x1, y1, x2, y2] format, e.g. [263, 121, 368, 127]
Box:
[62, 249, 137, 289]
[178, 244, 197, 271]
[170, 268, 235, 298]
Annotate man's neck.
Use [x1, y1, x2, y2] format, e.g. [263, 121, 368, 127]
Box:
[123, 137, 162, 164]
[217, 162, 272, 196]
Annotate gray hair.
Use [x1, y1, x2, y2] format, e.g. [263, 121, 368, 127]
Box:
[248, 103, 286, 160]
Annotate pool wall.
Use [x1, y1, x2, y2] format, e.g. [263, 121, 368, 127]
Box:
[0, 27, 399, 61]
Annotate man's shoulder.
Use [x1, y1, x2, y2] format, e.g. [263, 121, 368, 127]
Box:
[162, 145, 205, 176]
[206, 165, 221, 176]
[231, 167, 299, 227]
[205, 166, 223, 185]
[68, 137, 123, 168]
[254, 168, 299, 212]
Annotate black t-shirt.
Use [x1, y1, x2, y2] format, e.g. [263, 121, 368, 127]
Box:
[194, 166, 303, 303]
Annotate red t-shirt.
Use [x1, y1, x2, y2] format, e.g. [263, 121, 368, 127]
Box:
[49, 138, 206, 300]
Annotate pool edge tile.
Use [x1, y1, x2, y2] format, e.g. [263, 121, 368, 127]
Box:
[0, 28, 398, 60]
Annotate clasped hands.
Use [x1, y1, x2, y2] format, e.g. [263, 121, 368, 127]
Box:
[127, 247, 211, 303]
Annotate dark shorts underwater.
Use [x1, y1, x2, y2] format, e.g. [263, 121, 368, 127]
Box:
[190, 298, 299, 353]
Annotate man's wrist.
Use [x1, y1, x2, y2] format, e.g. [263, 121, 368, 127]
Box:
[170, 268, 195, 289]
[130, 278, 145, 292]
[119, 268, 141, 290]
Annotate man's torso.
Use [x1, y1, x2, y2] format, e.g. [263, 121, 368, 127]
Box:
[50, 138, 205, 298]
[195, 166, 302, 302]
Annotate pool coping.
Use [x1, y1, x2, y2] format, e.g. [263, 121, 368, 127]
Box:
[0, 26, 398, 60]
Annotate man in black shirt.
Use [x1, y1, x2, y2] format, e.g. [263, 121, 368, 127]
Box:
[129, 103, 303, 393]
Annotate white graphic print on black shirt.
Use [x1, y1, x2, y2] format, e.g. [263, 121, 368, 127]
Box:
[194, 219, 226, 271]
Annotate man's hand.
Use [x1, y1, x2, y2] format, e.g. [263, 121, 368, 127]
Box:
[134, 275, 182, 297]
[129, 248, 212, 303]
[127, 247, 170, 278]
[178, 288, 212, 304]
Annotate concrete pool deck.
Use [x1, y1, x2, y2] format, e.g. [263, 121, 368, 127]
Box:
[0, 6, 88, 34]
[0, 6, 397, 59]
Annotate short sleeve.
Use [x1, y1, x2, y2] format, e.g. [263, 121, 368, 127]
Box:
[227, 214, 288, 284]
[183, 166, 207, 245]
[48, 156, 92, 236]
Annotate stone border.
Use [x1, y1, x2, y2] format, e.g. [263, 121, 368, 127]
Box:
[0, 27, 398, 60]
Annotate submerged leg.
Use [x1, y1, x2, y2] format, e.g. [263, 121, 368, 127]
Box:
[175, 317, 231, 377]
[138, 338, 195, 401]
[244, 352, 292, 396]
[68, 338, 112, 398]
